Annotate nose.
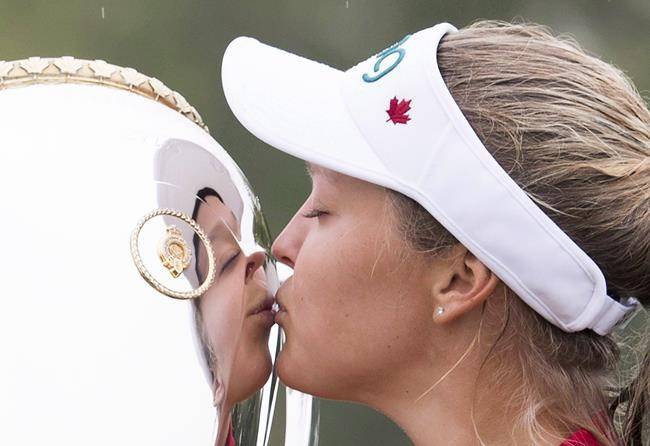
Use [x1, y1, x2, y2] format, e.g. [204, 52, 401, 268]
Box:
[271, 211, 307, 269]
[244, 251, 266, 283]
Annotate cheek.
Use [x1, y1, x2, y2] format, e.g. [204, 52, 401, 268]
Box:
[283, 219, 431, 390]
[228, 330, 272, 404]
[290, 221, 368, 324]
[200, 270, 247, 357]
[297, 217, 417, 312]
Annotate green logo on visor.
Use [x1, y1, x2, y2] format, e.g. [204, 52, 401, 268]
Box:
[362, 34, 411, 83]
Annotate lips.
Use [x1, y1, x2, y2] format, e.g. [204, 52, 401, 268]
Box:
[273, 288, 289, 327]
[274, 290, 288, 313]
[248, 295, 275, 317]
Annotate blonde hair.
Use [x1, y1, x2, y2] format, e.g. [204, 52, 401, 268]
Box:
[391, 20, 649, 445]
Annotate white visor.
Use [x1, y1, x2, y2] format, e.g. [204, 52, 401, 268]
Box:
[221, 22, 638, 335]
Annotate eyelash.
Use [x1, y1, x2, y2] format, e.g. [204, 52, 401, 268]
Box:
[221, 252, 240, 273]
[301, 208, 328, 219]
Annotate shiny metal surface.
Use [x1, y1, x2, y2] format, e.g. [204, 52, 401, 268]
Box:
[0, 60, 317, 446]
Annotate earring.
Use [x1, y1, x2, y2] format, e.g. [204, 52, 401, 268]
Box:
[435, 306, 445, 317]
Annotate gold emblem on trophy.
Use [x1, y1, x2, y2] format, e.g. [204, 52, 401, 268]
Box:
[158, 226, 192, 278]
[131, 209, 215, 299]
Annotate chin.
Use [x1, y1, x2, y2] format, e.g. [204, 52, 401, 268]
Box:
[228, 355, 273, 405]
[276, 351, 304, 392]
[228, 336, 274, 405]
[276, 349, 330, 399]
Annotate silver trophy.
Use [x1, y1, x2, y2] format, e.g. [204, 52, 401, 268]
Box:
[0, 57, 318, 446]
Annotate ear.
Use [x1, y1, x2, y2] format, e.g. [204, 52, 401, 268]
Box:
[431, 245, 499, 324]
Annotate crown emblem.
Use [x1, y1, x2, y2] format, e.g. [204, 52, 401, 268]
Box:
[158, 226, 192, 278]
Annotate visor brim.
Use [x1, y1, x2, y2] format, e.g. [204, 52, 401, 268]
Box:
[222, 36, 397, 188]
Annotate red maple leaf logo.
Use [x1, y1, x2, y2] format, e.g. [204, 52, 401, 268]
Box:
[386, 96, 411, 125]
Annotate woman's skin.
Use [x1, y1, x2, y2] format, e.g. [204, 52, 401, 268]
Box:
[272, 164, 564, 445]
[195, 195, 274, 409]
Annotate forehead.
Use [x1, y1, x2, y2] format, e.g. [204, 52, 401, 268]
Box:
[196, 195, 240, 238]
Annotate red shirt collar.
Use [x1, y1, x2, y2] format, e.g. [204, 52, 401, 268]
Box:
[225, 422, 236, 446]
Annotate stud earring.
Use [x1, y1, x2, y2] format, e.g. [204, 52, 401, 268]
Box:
[435, 306, 445, 317]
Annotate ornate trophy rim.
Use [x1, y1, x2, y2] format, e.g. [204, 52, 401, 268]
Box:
[0, 56, 209, 132]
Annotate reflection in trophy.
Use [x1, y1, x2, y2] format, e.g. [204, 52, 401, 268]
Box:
[0, 57, 318, 446]
[151, 139, 280, 445]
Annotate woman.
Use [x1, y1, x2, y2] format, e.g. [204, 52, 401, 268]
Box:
[155, 141, 277, 446]
[221, 21, 649, 446]
[192, 188, 273, 446]
[191, 187, 274, 408]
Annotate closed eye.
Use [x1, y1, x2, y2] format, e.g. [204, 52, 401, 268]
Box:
[221, 251, 240, 273]
[301, 208, 328, 219]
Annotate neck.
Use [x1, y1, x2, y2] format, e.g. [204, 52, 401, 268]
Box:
[357, 329, 565, 446]
[364, 336, 484, 445]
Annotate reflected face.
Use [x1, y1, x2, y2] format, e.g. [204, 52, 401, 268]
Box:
[271, 166, 434, 401]
[195, 194, 274, 407]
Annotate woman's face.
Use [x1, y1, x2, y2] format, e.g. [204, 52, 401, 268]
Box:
[272, 165, 439, 402]
[195, 195, 274, 407]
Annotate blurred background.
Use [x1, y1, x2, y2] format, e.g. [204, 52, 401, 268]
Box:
[2, 0, 647, 444]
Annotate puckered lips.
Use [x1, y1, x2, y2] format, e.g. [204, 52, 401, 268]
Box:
[248, 294, 275, 328]
[274, 289, 289, 326]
